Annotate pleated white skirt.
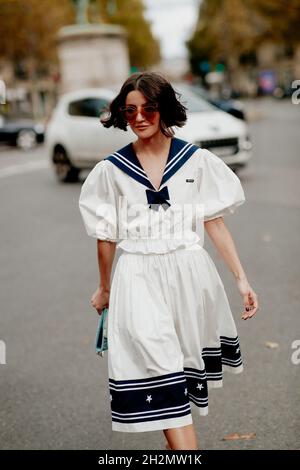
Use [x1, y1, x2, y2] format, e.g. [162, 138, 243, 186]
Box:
[107, 244, 243, 433]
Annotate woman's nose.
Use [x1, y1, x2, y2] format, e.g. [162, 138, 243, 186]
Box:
[135, 111, 145, 122]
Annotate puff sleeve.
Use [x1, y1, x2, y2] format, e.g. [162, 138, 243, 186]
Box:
[78, 160, 119, 241]
[197, 149, 245, 221]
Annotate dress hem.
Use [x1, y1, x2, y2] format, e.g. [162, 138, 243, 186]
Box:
[112, 413, 193, 433]
[110, 366, 244, 432]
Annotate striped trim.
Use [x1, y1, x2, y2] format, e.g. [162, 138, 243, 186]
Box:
[184, 366, 208, 409]
[109, 336, 243, 423]
[113, 151, 147, 176]
[107, 151, 152, 189]
[106, 137, 199, 191]
[109, 370, 191, 425]
[161, 142, 198, 185]
[165, 143, 192, 171]
[202, 335, 243, 375]
[109, 378, 186, 392]
[111, 403, 190, 417]
[109, 370, 185, 387]
[188, 394, 209, 406]
[112, 403, 191, 424]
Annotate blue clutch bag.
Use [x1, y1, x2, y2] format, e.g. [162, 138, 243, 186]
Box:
[95, 307, 108, 357]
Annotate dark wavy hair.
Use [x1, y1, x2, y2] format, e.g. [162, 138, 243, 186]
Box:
[100, 72, 188, 137]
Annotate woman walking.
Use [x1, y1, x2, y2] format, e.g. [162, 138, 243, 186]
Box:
[78, 72, 259, 450]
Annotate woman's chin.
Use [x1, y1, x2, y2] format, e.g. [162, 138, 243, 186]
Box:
[133, 126, 155, 139]
[134, 128, 153, 138]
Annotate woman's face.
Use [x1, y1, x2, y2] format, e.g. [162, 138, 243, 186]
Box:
[124, 90, 161, 139]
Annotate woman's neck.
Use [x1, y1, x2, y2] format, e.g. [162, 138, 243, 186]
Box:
[134, 132, 172, 156]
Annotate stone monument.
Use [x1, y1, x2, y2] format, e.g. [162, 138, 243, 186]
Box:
[57, 0, 130, 93]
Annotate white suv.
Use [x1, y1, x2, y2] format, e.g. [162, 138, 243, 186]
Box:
[46, 86, 252, 182]
[45, 88, 135, 182]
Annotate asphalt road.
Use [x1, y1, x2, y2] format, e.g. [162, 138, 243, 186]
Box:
[0, 97, 299, 450]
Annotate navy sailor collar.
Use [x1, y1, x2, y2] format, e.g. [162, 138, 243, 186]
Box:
[105, 137, 199, 191]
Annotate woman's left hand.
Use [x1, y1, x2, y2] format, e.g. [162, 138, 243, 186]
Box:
[236, 278, 259, 320]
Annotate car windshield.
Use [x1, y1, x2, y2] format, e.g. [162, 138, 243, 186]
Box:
[68, 97, 109, 118]
[173, 84, 217, 113]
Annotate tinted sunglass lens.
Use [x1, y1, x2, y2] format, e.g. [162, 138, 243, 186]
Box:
[142, 105, 158, 118]
[120, 104, 158, 121]
[125, 110, 137, 120]
[144, 105, 157, 112]
[120, 107, 136, 121]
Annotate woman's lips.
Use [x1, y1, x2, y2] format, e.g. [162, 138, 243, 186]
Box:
[135, 126, 149, 130]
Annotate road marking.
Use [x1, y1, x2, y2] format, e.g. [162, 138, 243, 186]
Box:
[0, 160, 50, 179]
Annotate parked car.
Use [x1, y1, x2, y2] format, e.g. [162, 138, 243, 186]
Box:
[45, 88, 133, 182]
[46, 85, 252, 182]
[0, 116, 45, 149]
[189, 84, 246, 121]
[272, 84, 295, 99]
[173, 83, 252, 171]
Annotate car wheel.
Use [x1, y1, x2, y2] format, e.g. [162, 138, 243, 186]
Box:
[53, 147, 80, 183]
[16, 129, 37, 150]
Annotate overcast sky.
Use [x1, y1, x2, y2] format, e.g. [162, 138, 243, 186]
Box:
[144, 0, 201, 60]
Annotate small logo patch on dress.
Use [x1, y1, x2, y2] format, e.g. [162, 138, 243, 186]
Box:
[186, 179, 194, 183]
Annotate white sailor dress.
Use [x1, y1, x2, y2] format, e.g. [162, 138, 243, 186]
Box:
[79, 137, 246, 433]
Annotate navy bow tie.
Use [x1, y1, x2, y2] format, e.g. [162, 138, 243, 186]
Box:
[146, 186, 171, 211]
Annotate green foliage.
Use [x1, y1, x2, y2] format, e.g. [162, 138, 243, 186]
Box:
[0, 0, 74, 64]
[187, 0, 300, 75]
[96, 0, 161, 68]
[0, 0, 160, 73]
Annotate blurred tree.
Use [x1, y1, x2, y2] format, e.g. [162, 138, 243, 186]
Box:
[249, 0, 300, 45]
[0, 0, 74, 75]
[187, 0, 300, 79]
[95, 0, 161, 69]
[0, 0, 160, 75]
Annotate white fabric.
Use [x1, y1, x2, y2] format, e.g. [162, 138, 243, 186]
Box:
[78, 160, 119, 242]
[108, 246, 243, 432]
[197, 149, 245, 221]
[78, 141, 245, 433]
[78, 147, 245, 254]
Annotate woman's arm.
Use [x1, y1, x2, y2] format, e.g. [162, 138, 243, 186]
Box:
[204, 217, 259, 320]
[90, 240, 117, 315]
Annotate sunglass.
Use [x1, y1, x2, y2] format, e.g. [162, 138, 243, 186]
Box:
[119, 103, 159, 122]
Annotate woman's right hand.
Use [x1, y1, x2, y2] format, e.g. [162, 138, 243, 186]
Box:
[90, 287, 110, 315]
[236, 277, 259, 320]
